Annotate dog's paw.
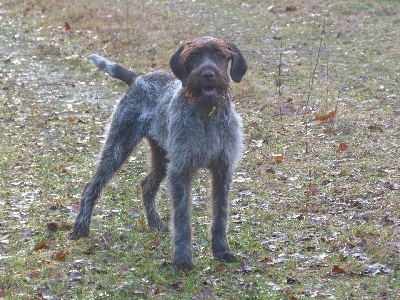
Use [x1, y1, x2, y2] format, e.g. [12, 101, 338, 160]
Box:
[173, 260, 194, 271]
[69, 228, 89, 240]
[214, 252, 237, 263]
[149, 221, 169, 233]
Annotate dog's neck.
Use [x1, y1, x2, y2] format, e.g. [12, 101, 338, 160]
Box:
[191, 94, 230, 118]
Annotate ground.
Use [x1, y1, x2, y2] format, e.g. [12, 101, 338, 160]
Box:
[0, 0, 399, 299]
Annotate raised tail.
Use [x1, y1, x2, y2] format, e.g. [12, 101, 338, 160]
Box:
[90, 55, 137, 86]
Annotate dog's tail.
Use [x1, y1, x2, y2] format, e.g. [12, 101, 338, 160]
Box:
[90, 55, 137, 86]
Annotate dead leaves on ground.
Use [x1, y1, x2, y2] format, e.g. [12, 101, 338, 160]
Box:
[315, 110, 335, 121]
[337, 142, 348, 151]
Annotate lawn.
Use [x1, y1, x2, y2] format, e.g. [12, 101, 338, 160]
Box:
[0, 0, 399, 299]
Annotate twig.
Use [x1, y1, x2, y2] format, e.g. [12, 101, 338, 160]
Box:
[276, 41, 285, 132]
[125, 1, 130, 42]
[304, 20, 325, 154]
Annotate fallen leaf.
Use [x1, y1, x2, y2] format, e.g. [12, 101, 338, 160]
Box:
[46, 221, 71, 233]
[266, 168, 276, 174]
[356, 238, 368, 248]
[287, 276, 300, 284]
[363, 263, 392, 276]
[193, 285, 216, 299]
[19, 229, 34, 239]
[170, 282, 184, 292]
[279, 104, 297, 115]
[385, 181, 399, 190]
[315, 110, 335, 121]
[368, 124, 382, 131]
[338, 143, 348, 151]
[285, 6, 296, 12]
[273, 154, 284, 162]
[35, 241, 53, 250]
[69, 270, 82, 282]
[332, 264, 346, 274]
[380, 215, 396, 225]
[53, 250, 68, 260]
[308, 184, 320, 195]
[239, 257, 253, 272]
[65, 22, 72, 31]
[46, 222, 59, 233]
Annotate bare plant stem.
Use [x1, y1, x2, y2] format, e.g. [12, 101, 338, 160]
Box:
[125, 1, 130, 42]
[325, 40, 329, 111]
[108, 1, 112, 39]
[304, 20, 325, 154]
[277, 41, 285, 132]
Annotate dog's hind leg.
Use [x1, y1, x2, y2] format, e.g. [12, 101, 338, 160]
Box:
[70, 97, 143, 239]
[140, 138, 168, 231]
[210, 162, 237, 263]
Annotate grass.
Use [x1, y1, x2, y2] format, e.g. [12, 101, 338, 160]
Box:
[1, 0, 399, 299]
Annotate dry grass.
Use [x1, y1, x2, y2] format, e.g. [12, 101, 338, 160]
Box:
[0, 0, 399, 299]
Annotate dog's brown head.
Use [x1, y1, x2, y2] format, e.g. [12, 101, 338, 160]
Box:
[170, 37, 247, 105]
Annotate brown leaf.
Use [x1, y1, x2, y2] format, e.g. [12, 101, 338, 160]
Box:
[35, 241, 53, 250]
[285, 6, 296, 12]
[308, 184, 320, 195]
[65, 22, 72, 31]
[338, 143, 348, 151]
[273, 154, 284, 162]
[332, 264, 346, 274]
[368, 124, 382, 131]
[46, 222, 59, 233]
[170, 282, 184, 292]
[46, 221, 71, 233]
[53, 250, 68, 260]
[266, 168, 276, 174]
[315, 110, 335, 121]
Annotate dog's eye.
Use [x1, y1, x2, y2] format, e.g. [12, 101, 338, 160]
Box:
[190, 52, 200, 60]
[215, 52, 226, 59]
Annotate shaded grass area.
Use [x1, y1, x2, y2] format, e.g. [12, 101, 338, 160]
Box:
[0, 0, 399, 299]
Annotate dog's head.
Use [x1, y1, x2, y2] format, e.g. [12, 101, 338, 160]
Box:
[170, 37, 248, 104]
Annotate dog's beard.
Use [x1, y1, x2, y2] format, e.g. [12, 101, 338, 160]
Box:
[185, 70, 230, 109]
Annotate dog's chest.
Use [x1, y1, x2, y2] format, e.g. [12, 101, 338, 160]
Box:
[166, 108, 242, 169]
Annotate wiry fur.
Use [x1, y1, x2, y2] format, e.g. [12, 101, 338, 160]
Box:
[70, 37, 248, 270]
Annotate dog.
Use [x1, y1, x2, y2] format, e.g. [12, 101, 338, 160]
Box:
[70, 36, 248, 270]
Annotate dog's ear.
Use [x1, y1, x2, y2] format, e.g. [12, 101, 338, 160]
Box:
[170, 44, 188, 86]
[226, 42, 248, 83]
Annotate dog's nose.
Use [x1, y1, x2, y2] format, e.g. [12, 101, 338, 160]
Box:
[201, 69, 215, 79]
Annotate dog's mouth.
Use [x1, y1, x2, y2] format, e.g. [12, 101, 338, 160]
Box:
[202, 86, 217, 96]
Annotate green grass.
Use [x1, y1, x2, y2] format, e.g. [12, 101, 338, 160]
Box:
[1, 0, 399, 299]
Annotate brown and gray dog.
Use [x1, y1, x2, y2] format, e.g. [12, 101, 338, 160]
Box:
[70, 36, 248, 270]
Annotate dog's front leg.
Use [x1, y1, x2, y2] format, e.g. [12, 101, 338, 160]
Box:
[210, 162, 237, 263]
[168, 167, 194, 270]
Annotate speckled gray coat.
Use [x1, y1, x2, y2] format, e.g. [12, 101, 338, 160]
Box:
[71, 37, 248, 270]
